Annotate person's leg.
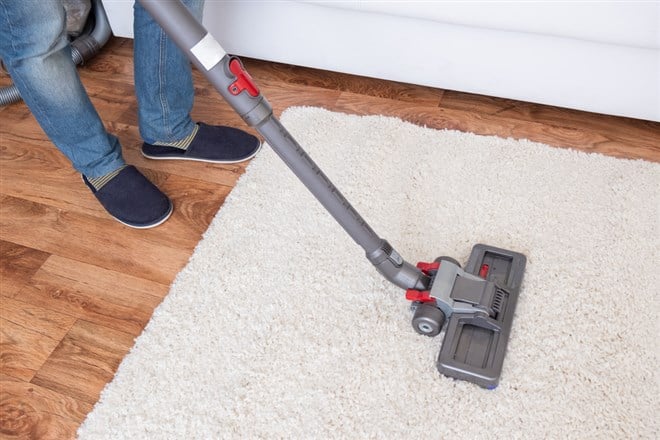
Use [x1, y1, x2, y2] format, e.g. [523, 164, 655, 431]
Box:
[133, 0, 203, 144]
[0, 0, 124, 178]
[133, 0, 261, 163]
[0, 1, 171, 228]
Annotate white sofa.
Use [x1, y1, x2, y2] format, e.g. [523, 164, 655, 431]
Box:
[104, 1, 660, 122]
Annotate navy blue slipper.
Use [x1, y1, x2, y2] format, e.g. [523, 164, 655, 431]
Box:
[83, 166, 173, 229]
[141, 123, 261, 163]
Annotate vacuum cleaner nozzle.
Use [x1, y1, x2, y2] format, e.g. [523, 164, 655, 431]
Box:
[407, 244, 526, 388]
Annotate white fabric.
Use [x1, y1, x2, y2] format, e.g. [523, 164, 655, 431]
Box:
[303, 1, 660, 49]
[79, 107, 659, 439]
[103, 1, 660, 121]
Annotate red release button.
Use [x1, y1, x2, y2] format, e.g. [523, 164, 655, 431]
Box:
[228, 58, 259, 97]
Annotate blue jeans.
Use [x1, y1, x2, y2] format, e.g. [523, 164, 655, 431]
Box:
[0, 0, 204, 178]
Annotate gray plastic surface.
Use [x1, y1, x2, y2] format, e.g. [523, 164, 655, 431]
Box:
[437, 244, 526, 388]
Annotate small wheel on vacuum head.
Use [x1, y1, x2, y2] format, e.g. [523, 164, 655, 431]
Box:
[434, 256, 461, 268]
[411, 304, 446, 337]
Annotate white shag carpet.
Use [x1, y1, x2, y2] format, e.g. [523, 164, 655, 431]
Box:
[79, 107, 659, 439]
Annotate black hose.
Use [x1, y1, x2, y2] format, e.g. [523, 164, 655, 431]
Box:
[0, 0, 112, 106]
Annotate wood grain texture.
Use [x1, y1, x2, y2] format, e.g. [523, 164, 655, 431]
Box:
[30, 320, 135, 405]
[439, 90, 660, 157]
[0, 241, 49, 298]
[10, 255, 167, 336]
[1, 374, 91, 440]
[0, 194, 191, 285]
[0, 298, 76, 382]
[1, 36, 658, 438]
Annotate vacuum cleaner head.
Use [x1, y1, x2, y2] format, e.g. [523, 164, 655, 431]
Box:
[406, 244, 526, 388]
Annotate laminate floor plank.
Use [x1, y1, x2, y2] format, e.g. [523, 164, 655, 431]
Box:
[0, 241, 50, 298]
[8, 255, 167, 336]
[31, 320, 135, 405]
[0, 195, 192, 285]
[1, 374, 91, 440]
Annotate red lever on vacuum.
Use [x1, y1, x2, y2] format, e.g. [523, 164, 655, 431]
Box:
[404, 261, 441, 304]
[228, 58, 259, 97]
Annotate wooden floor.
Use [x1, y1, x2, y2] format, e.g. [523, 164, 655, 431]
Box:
[1, 36, 658, 438]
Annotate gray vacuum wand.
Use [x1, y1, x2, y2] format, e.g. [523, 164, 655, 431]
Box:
[138, 0, 527, 389]
[137, 0, 429, 292]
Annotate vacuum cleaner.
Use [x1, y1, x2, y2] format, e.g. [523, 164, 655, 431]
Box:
[138, 0, 527, 389]
[0, 0, 112, 106]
